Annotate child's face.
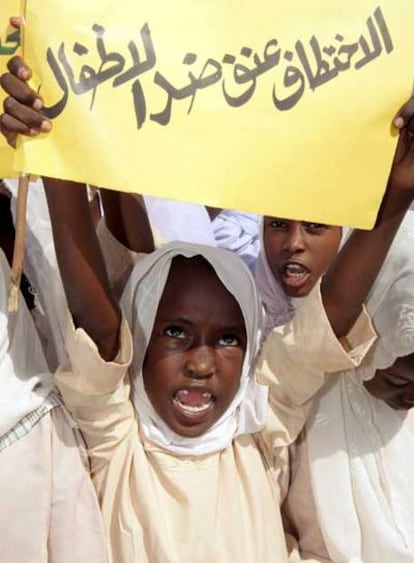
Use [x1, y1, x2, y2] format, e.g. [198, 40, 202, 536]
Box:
[364, 352, 414, 410]
[263, 217, 342, 297]
[143, 257, 247, 438]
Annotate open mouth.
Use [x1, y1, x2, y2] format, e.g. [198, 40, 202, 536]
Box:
[172, 388, 215, 418]
[282, 263, 311, 288]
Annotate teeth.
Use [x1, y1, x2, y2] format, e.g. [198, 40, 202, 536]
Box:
[285, 264, 307, 276]
[173, 397, 213, 414]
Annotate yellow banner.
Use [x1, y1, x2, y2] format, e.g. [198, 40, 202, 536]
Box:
[0, 0, 21, 178]
[15, 0, 414, 227]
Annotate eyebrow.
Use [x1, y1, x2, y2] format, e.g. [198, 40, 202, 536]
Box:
[157, 317, 246, 332]
[158, 316, 194, 325]
[220, 325, 246, 334]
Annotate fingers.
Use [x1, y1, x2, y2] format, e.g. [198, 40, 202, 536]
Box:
[3, 96, 50, 131]
[0, 100, 52, 146]
[0, 115, 18, 148]
[0, 72, 39, 108]
[9, 16, 23, 29]
[0, 113, 36, 147]
[6, 55, 32, 82]
[0, 57, 52, 143]
[393, 95, 414, 132]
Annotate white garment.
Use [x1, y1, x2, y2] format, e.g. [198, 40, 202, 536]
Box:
[255, 218, 294, 337]
[0, 248, 54, 437]
[7, 178, 69, 369]
[144, 196, 216, 245]
[302, 212, 414, 562]
[120, 241, 268, 456]
[212, 210, 260, 272]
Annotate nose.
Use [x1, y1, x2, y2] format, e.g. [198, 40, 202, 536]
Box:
[184, 346, 216, 379]
[282, 224, 305, 254]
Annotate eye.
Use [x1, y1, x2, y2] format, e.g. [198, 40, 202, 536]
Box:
[303, 222, 328, 233]
[218, 333, 240, 347]
[269, 219, 287, 230]
[164, 326, 187, 339]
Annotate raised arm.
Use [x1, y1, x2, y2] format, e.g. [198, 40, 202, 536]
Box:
[44, 178, 121, 361]
[321, 97, 414, 338]
[99, 188, 154, 253]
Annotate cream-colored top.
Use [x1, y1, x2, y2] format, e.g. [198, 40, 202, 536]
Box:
[0, 406, 108, 563]
[56, 290, 375, 563]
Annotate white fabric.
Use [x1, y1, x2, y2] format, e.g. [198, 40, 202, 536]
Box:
[7, 178, 69, 369]
[144, 196, 216, 245]
[212, 210, 260, 272]
[120, 241, 268, 456]
[0, 248, 54, 437]
[306, 211, 414, 562]
[255, 218, 294, 337]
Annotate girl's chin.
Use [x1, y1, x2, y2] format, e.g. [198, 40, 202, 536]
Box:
[157, 400, 217, 437]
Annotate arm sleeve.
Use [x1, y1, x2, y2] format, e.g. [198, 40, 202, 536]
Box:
[54, 315, 135, 474]
[257, 287, 376, 450]
[48, 407, 109, 563]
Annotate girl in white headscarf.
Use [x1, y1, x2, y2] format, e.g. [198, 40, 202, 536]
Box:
[283, 212, 414, 563]
[0, 248, 108, 562]
[15, 162, 371, 562]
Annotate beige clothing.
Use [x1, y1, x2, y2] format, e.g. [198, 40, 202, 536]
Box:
[282, 430, 333, 562]
[56, 290, 375, 563]
[0, 405, 107, 563]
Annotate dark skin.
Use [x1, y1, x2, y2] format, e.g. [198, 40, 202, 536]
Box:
[44, 178, 121, 360]
[143, 256, 247, 437]
[263, 219, 342, 298]
[364, 353, 414, 411]
[99, 188, 154, 254]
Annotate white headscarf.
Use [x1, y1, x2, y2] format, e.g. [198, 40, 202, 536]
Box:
[306, 211, 414, 562]
[255, 218, 294, 337]
[0, 248, 54, 437]
[120, 242, 268, 456]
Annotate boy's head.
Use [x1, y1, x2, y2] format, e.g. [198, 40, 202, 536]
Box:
[263, 216, 342, 297]
[143, 256, 247, 437]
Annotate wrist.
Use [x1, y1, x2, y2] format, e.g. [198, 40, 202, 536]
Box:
[375, 185, 413, 226]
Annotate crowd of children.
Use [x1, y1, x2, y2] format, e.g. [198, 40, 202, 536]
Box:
[0, 16, 414, 563]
